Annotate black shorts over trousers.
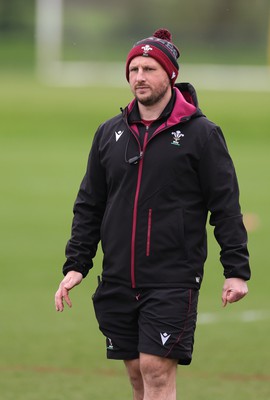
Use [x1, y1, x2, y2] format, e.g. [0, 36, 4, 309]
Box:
[92, 280, 199, 365]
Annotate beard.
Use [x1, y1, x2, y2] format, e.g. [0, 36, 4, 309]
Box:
[134, 80, 171, 107]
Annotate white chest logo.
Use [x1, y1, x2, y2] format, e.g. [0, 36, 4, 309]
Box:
[171, 130, 184, 146]
[115, 130, 124, 142]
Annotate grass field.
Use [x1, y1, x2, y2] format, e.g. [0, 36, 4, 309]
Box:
[0, 70, 269, 399]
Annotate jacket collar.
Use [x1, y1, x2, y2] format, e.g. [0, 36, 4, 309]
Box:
[127, 89, 176, 125]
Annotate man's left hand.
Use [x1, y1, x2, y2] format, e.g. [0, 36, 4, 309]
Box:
[222, 277, 248, 307]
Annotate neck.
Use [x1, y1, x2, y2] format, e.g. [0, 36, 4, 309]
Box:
[138, 87, 172, 120]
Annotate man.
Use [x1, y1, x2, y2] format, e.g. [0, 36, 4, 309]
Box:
[55, 29, 250, 400]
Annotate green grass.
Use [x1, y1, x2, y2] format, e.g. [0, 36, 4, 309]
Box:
[0, 71, 269, 399]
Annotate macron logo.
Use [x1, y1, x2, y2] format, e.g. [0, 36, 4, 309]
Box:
[160, 332, 171, 346]
[115, 130, 124, 142]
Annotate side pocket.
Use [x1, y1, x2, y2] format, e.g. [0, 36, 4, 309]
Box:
[146, 208, 188, 262]
[146, 208, 152, 256]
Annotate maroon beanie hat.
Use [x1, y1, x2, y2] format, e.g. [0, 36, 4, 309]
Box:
[126, 28, 180, 86]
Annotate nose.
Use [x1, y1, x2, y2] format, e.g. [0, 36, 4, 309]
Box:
[136, 67, 145, 82]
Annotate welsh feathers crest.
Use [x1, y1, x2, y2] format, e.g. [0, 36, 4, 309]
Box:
[141, 45, 153, 55]
[171, 130, 184, 146]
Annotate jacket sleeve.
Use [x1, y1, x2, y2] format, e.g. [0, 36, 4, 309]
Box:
[62, 129, 107, 277]
[198, 126, 251, 281]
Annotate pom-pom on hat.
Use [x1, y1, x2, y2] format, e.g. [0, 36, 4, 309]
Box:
[126, 28, 180, 86]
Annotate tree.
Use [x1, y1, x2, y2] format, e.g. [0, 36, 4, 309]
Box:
[0, 0, 34, 34]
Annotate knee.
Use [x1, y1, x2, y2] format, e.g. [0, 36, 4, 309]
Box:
[129, 370, 144, 392]
[140, 359, 165, 387]
[125, 359, 144, 393]
[140, 354, 177, 388]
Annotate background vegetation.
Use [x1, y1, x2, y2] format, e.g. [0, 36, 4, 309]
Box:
[1, 0, 270, 66]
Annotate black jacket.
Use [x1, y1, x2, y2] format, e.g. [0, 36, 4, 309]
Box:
[63, 83, 250, 289]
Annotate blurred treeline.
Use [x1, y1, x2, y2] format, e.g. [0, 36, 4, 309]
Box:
[0, 0, 269, 67]
[0, 0, 33, 37]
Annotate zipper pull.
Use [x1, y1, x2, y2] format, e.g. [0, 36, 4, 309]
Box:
[128, 152, 143, 165]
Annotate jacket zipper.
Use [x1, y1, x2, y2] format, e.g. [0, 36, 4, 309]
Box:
[130, 127, 149, 288]
[130, 121, 180, 287]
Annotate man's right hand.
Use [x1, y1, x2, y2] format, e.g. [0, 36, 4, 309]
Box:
[55, 271, 83, 312]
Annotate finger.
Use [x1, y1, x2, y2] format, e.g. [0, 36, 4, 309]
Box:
[55, 286, 72, 311]
[226, 291, 236, 304]
[63, 288, 72, 308]
[224, 290, 243, 305]
[222, 286, 230, 307]
[55, 289, 64, 312]
[228, 291, 247, 304]
[222, 295, 227, 307]
[222, 289, 237, 306]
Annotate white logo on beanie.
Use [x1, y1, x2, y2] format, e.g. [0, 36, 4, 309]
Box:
[141, 45, 153, 54]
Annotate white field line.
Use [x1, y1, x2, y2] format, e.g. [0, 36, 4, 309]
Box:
[198, 309, 270, 325]
[38, 61, 270, 92]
